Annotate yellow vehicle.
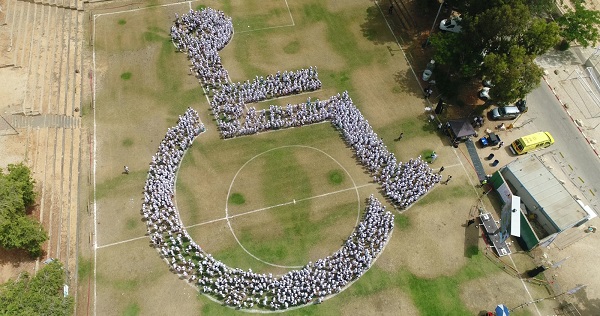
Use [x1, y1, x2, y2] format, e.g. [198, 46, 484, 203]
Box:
[510, 132, 554, 155]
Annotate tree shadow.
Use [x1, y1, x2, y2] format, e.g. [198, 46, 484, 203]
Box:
[0, 246, 36, 268]
[360, 5, 400, 45]
[536, 48, 582, 67]
[573, 288, 600, 315]
[393, 68, 424, 99]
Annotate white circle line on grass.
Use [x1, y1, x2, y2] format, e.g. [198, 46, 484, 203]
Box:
[224, 145, 361, 269]
[96, 183, 373, 250]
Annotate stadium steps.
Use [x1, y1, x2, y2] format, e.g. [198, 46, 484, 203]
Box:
[65, 128, 81, 280]
[37, 5, 59, 114]
[18, 0, 82, 11]
[47, 7, 67, 114]
[21, 3, 45, 114]
[11, 1, 31, 67]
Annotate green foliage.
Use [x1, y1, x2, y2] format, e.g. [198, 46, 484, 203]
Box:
[118, 19, 126, 25]
[557, 2, 600, 47]
[0, 163, 47, 257]
[120, 72, 132, 80]
[0, 261, 74, 315]
[432, 0, 558, 101]
[5, 163, 36, 208]
[0, 215, 48, 257]
[482, 46, 543, 103]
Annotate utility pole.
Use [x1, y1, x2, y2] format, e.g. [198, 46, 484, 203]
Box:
[424, 0, 444, 47]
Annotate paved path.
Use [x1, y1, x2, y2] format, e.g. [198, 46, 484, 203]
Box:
[465, 139, 486, 182]
[6, 113, 81, 129]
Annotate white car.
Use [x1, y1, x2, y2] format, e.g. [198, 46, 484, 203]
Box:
[479, 87, 491, 100]
[439, 18, 462, 33]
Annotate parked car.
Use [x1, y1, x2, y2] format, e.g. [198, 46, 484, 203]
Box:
[489, 106, 521, 120]
[439, 18, 462, 33]
[422, 59, 435, 81]
[515, 99, 527, 113]
[479, 87, 491, 100]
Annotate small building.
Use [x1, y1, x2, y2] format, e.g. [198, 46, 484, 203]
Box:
[488, 155, 595, 250]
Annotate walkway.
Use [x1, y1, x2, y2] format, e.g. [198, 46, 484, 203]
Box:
[465, 139, 487, 182]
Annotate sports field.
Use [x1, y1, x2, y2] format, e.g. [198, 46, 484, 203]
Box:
[88, 0, 551, 315]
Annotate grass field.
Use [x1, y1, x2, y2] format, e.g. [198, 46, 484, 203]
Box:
[89, 0, 551, 315]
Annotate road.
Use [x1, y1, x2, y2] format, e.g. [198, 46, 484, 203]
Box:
[526, 82, 600, 208]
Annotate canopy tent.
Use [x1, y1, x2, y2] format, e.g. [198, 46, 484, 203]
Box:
[445, 119, 477, 141]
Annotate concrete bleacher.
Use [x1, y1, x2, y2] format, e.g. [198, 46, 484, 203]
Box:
[7, 0, 84, 115]
[2, 0, 84, 281]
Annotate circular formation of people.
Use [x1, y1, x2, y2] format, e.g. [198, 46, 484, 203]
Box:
[141, 7, 442, 310]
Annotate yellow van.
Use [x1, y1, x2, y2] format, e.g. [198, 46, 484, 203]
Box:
[510, 132, 554, 155]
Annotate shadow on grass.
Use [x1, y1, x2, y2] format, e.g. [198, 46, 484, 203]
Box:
[393, 68, 424, 99]
[360, 5, 398, 45]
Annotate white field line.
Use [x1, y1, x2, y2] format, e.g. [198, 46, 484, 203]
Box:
[508, 254, 542, 316]
[97, 182, 374, 250]
[233, 0, 295, 34]
[374, 1, 424, 97]
[94, 1, 191, 18]
[92, 13, 98, 316]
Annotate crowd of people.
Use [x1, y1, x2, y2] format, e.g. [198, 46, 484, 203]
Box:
[145, 7, 445, 309]
[209, 68, 323, 138]
[171, 8, 233, 86]
[142, 107, 395, 309]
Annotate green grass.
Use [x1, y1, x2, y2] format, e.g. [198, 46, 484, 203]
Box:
[327, 169, 344, 185]
[120, 72, 132, 80]
[125, 218, 137, 230]
[118, 19, 126, 25]
[113, 279, 140, 291]
[394, 214, 410, 229]
[77, 256, 92, 281]
[283, 40, 301, 54]
[229, 193, 245, 205]
[122, 302, 140, 316]
[121, 138, 134, 147]
[416, 183, 473, 206]
[237, 201, 356, 265]
[195, 4, 206, 11]
[93, 1, 523, 314]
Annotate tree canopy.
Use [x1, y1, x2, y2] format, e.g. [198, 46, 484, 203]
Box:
[558, 1, 600, 47]
[0, 163, 47, 257]
[0, 261, 74, 315]
[430, 0, 561, 103]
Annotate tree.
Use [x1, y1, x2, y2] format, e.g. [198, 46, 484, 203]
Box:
[557, 2, 600, 47]
[0, 215, 48, 257]
[0, 163, 47, 257]
[482, 46, 543, 103]
[518, 18, 560, 55]
[0, 261, 74, 315]
[5, 163, 36, 208]
[430, 0, 558, 103]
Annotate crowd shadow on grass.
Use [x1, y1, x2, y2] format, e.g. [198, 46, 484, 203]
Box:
[360, 5, 397, 45]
